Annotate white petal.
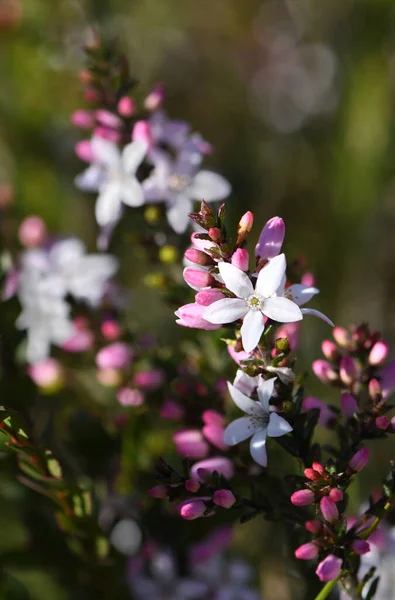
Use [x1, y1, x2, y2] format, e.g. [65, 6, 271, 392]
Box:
[263, 296, 303, 323]
[233, 369, 260, 396]
[95, 182, 123, 227]
[267, 412, 293, 437]
[240, 309, 265, 353]
[49, 239, 85, 269]
[223, 417, 259, 445]
[120, 177, 145, 207]
[75, 164, 104, 192]
[301, 308, 334, 327]
[189, 170, 231, 201]
[256, 253, 287, 298]
[249, 429, 268, 467]
[166, 194, 193, 234]
[122, 140, 148, 174]
[265, 365, 296, 384]
[203, 298, 248, 324]
[286, 284, 319, 306]
[257, 377, 276, 411]
[218, 262, 254, 298]
[92, 136, 121, 169]
[227, 382, 263, 416]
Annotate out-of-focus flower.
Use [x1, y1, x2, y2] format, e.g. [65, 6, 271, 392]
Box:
[18, 216, 47, 248]
[316, 554, 342, 582]
[96, 342, 133, 370]
[28, 358, 64, 392]
[190, 457, 234, 483]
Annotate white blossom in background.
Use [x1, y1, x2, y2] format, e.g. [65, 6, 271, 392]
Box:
[193, 554, 260, 600]
[224, 377, 292, 467]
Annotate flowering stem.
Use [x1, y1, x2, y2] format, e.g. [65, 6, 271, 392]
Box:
[314, 572, 343, 600]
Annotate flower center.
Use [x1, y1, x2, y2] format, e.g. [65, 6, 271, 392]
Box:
[168, 173, 191, 192]
[246, 294, 264, 311]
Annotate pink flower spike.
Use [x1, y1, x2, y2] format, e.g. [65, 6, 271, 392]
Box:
[117, 96, 136, 117]
[352, 540, 370, 555]
[290, 489, 315, 506]
[132, 120, 153, 146]
[185, 479, 200, 493]
[321, 340, 338, 362]
[376, 415, 390, 430]
[179, 499, 207, 520]
[213, 489, 236, 509]
[295, 542, 319, 560]
[18, 216, 47, 248]
[369, 341, 390, 366]
[71, 109, 94, 129]
[348, 448, 370, 472]
[173, 430, 209, 459]
[320, 497, 339, 523]
[149, 485, 168, 498]
[255, 216, 285, 260]
[312, 360, 338, 384]
[329, 488, 343, 503]
[316, 555, 342, 582]
[341, 392, 358, 418]
[231, 248, 249, 271]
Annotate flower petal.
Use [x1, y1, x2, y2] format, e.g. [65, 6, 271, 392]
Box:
[286, 284, 319, 306]
[166, 194, 193, 234]
[267, 413, 293, 437]
[227, 382, 263, 416]
[218, 262, 254, 298]
[223, 417, 259, 446]
[95, 182, 123, 226]
[92, 136, 121, 169]
[203, 298, 248, 324]
[257, 377, 276, 411]
[263, 296, 303, 323]
[120, 177, 145, 207]
[189, 170, 231, 202]
[240, 309, 265, 353]
[301, 308, 334, 327]
[256, 253, 287, 298]
[75, 164, 104, 192]
[122, 140, 148, 174]
[250, 429, 268, 467]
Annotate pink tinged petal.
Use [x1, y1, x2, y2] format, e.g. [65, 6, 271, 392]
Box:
[175, 303, 221, 330]
[122, 140, 148, 173]
[256, 253, 287, 297]
[218, 262, 254, 298]
[301, 308, 334, 327]
[240, 309, 265, 353]
[234, 370, 260, 396]
[203, 298, 248, 324]
[223, 417, 259, 445]
[189, 170, 231, 202]
[286, 284, 319, 306]
[227, 382, 263, 416]
[249, 429, 268, 467]
[263, 296, 303, 323]
[257, 377, 276, 411]
[95, 182, 123, 226]
[120, 178, 145, 207]
[267, 413, 293, 437]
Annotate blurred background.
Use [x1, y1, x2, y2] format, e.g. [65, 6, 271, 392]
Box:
[2, 0, 395, 597]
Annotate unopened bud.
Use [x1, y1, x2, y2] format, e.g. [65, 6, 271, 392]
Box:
[71, 109, 94, 129]
[208, 227, 223, 243]
[341, 392, 358, 418]
[369, 341, 390, 366]
[144, 84, 165, 111]
[185, 479, 200, 493]
[329, 488, 343, 503]
[179, 499, 207, 520]
[184, 248, 215, 266]
[348, 448, 370, 472]
[149, 485, 168, 498]
[321, 340, 338, 362]
[304, 468, 321, 481]
[18, 216, 47, 248]
[183, 268, 215, 290]
[333, 326, 351, 348]
[312, 360, 338, 384]
[132, 120, 152, 145]
[376, 415, 390, 430]
[295, 542, 319, 560]
[305, 520, 322, 534]
[290, 489, 315, 506]
[352, 539, 370, 555]
[339, 356, 359, 386]
[320, 497, 339, 523]
[316, 555, 342, 582]
[213, 489, 236, 509]
[231, 248, 249, 271]
[255, 216, 285, 259]
[368, 378, 382, 402]
[117, 96, 136, 117]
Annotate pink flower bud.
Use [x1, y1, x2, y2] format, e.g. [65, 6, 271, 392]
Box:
[117, 388, 144, 407]
[301, 272, 315, 287]
[305, 520, 322, 534]
[231, 248, 249, 271]
[149, 485, 168, 498]
[340, 356, 359, 386]
[341, 392, 358, 418]
[295, 542, 319, 560]
[185, 479, 200, 493]
[175, 303, 221, 330]
[173, 430, 209, 459]
[290, 490, 315, 506]
[352, 539, 370, 555]
[63, 320, 94, 352]
[369, 341, 389, 366]
[28, 359, 63, 391]
[312, 462, 324, 475]
[117, 96, 136, 117]
[202, 410, 226, 428]
[132, 120, 152, 145]
[304, 468, 321, 481]
[316, 555, 342, 582]
[179, 499, 207, 520]
[376, 415, 390, 430]
[348, 448, 370, 472]
[195, 289, 224, 306]
[96, 109, 123, 129]
[333, 326, 351, 348]
[101, 320, 122, 340]
[255, 216, 285, 259]
[213, 489, 236, 509]
[96, 368, 122, 387]
[96, 342, 133, 370]
[144, 84, 165, 111]
[18, 216, 47, 248]
[329, 488, 343, 503]
[71, 109, 94, 129]
[191, 457, 234, 483]
[238, 211, 254, 232]
[202, 424, 229, 451]
[84, 87, 101, 103]
[321, 340, 338, 362]
[183, 267, 215, 290]
[312, 360, 338, 384]
[133, 369, 164, 390]
[93, 126, 122, 143]
[320, 497, 339, 523]
[381, 361, 395, 399]
[75, 140, 93, 162]
[160, 399, 184, 421]
[184, 248, 215, 267]
[369, 378, 382, 401]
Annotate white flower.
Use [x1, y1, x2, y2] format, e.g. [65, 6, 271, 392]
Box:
[233, 369, 261, 396]
[282, 282, 334, 326]
[223, 377, 292, 467]
[75, 137, 148, 227]
[204, 254, 303, 353]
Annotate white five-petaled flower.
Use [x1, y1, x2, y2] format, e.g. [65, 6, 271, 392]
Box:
[203, 254, 303, 353]
[75, 137, 148, 227]
[223, 377, 293, 467]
